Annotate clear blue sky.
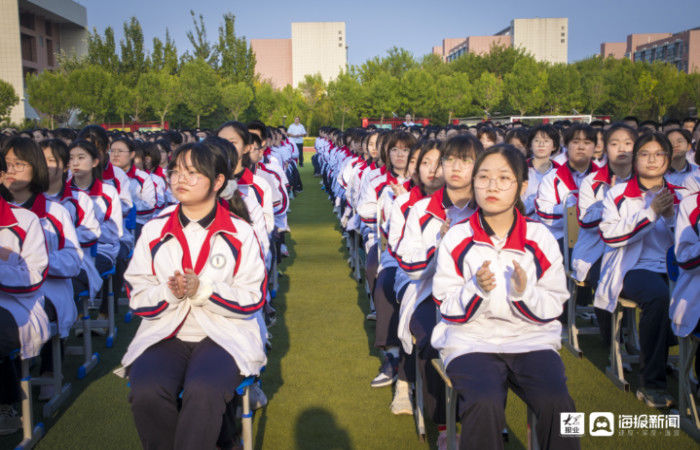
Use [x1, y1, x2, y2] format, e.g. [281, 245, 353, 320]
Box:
[79, 0, 700, 65]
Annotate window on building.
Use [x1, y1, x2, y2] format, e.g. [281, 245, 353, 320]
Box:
[561, 39, 565, 43]
[21, 33, 37, 62]
[47, 39, 54, 66]
[45, 20, 53, 36]
[19, 12, 35, 29]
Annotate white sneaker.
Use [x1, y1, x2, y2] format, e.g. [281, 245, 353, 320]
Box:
[280, 244, 289, 257]
[390, 380, 413, 415]
[437, 430, 460, 450]
[366, 311, 376, 321]
[249, 383, 268, 410]
[0, 405, 21, 435]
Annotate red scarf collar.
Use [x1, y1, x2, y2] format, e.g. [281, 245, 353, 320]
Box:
[0, 196, 18, 227]
[469, 208, 528, 252]
[237, 168, 254, 186]
[102, 162, 121, 192]
[623, 177, 684, 204]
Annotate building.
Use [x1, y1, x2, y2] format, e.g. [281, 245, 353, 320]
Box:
[446, 36, 511, 62]
[437, 17, 568, 65]
[634, 28, 700, 73]
[600, 28, 699, 73]
[0, 0, 88, 124]
[251, 22, 347, 89]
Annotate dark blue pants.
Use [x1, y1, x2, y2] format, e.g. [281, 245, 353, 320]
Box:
[620, 269, 671, 389]
[447, 350, 579, 450]
[312, 154, 320, 175]
[296, 143, 304, 167]
[128, 337, 242, 450]
[0, 306, 21, 404]
[410, 298, 446, 425]
[373, 267, 399, 348]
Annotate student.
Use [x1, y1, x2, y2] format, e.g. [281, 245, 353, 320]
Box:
[120, 141, 266, 450]
[572, 124, 636, 345]
[0, 150, 50, 434]
[477, 127, 497, 149]
[394, 135, 482, 445]
[67, 140, 123, 319]
[142, 142, 167, 212]
[41, 139, 102, 300]
[431, 145, 577, 450]
[595, 132, 683, 408]
[593, 129, 607, 166]
[535, 123, 599, 243]
[2, 137, 82, 400]
[109, 137, 157, 234]
[505, 127, 529, 157]
[522, 125, 561, 216]
[665, 128, 698, 191]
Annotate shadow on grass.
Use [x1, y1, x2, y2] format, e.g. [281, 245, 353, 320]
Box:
[293, 407, 352, 450]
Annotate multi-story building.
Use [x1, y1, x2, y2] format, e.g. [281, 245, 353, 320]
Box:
[251, 22, 347, 89]
[0, 0, 88, 124]
[600, 28, 699, 73]
[437, 17, 568, 65]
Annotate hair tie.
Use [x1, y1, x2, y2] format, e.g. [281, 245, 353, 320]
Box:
[220, 179, 238, 200]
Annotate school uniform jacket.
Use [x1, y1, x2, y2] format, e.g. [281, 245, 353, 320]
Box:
[522, 158, 560, 216]
[430, 209, 568, 367]
[102, 161, 133, 215]
[670, 192, 700, 337]
[237, 168, 274, 234]
[25, 194, 81, 338]
[535, 162, 598, 239]
[123, 165, 157, 224]
[68, 178, 124, 264]
[120, 202, 267, 376]
[594, 177, 683, 312]
[393, 188, 476, 304]
[149, 170, 167, 211]
[255, 163, 289, 231]
[666, 163, 699, 196]
[0, 197, 50, 359]
[571, 165, 629, 282]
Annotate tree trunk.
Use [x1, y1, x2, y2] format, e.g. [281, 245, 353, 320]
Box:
[341, 111, 346, 131]
[448, 110, 452, 125]
[50, 115, 54, 129]
[197, 114, 201, 128]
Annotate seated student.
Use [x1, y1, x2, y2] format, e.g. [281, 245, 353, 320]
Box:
[2, 138, 82, 400]
[505, 127, 529, 157]
[394, 135, 482, 445]
[572, 124, 636, 345]
[536, 123, 599, 244]
[477, 127, 497, 149]
[120, 141, 266, 450]
[595, 132, 683, 408]
[522, 125, 561, 217]
[665, 128, 698, 192]
[41, 139, 102, 300]
[109, 137, 157, 236]
[593, 129, 607, 167]
[67, 140, 123, 321]
[431, 145, 577, 450]
[0, 151, 50, 435]
[142, 142, 167, 212]
[155, 139, 177, 205]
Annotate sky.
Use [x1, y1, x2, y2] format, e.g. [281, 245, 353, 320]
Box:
[79, 0, 700, 66]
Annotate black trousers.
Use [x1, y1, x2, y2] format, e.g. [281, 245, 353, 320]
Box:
[447, 350, 579, 450]
[410, 299, 446, 425]
[128, 337, 242, 450]
[296, 143, 304, 166]
[0, 306, 21, 404]
[312, 154, 320, 175]
[373, 267, 399, 348]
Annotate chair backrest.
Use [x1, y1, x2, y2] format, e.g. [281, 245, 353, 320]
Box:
[561, 193, 579, 272]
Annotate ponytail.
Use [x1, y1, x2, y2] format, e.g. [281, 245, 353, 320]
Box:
[228, 190, 252, 224]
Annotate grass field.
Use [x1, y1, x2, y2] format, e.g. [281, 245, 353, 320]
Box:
[1, 159, 698, 449]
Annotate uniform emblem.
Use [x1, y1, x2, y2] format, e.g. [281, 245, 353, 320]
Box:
[210, 253, 226, 269]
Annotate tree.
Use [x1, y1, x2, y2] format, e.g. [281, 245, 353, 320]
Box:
[111, 82, 131, 127]
[434, 73, 472, 124]
[138, 71, 180, 127]
[185, 10, 217, 66]
[220, 81, 253, 120]
[216, 13, 256, 85]
[504, 58, 547, 115]
[26, 70, 71, 128]
[68, 65, 113, 122]
[649, 62, 684, 120]
[366, 72, 400, 122]
[398, 68, 435, 117]
[328, 72, 364, 130]
[575, 56, 608, 114]
[180, 58, 220, 127]
[473, 71, 503, 117]
[544, 64, 582, 114]
[253, 81, 280, 124]
[87, 26, 118, 73]
[0, 79, 19, 124]
[119, 17, 146, 86]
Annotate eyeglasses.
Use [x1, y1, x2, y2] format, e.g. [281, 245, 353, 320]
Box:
[6, 161, 30, 173]
[390, 147, 410, 155]
[473, 174, 517, 191]
[108, 148, 130, 155]
[167, 170, 202, 186]
[637, 151, 667, 161]
[442, 157, 474, 169]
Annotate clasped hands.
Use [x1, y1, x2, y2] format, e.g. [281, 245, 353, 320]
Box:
[167, 268, 200, 300]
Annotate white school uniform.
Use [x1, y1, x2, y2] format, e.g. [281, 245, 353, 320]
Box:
[237, 168, 274, 234]
[119, 202, 267, 376]
[255, 163, 289, 232]
[665, 162, 699, 196]
[125, 164, 157, 225]
[535, 162, 598, 240]
[22, 194, 81, 338]
[431, 210, 568, 368]
[0, 198, 50, 359]
[102, 162, 133, 215]
[594, 178, 683, 312]
[523, 158, 560, 217]
[670, 192, 700, 337]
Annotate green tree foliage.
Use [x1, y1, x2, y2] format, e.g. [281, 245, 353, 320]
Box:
[328, 72, 364, 130]
[504, 58, 547, 115]
[544, 64, 582, 114]
[25, 70, 71, 128]
[119, 17, 146, 86]
[138, 71, 180, 127]
[473, 72, 504, 116]
[216, 13, 256, 85]
[220, 81, 253, 120]
[179, 58, 220, 127]
[0, 79, 19, 124]
[185, 10, 217, 66]
[68, 65, 113, 122]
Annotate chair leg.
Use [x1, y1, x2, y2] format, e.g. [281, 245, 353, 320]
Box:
[106, 275, 116, 348]
[41, 334, 72, 418]
[564, 285, 583, 358]
[679, 337, 700, 439]
[241, 386, 253, 450]
[353, 233, 361, 281]
[527, 407, 540, 450]
[17, 359, 44, 449]
[446, 382, 457, 450]
[414, 349, 426, 441]
[606, 306, 630, 391]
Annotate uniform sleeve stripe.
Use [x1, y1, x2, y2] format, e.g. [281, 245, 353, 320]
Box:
[512, 300, 557, 324]
[602, 218, 652, 244]
[678, 255, 700, 270]
[133, 300, 168, 317]
[209, 292, 264, 314]
[0, 266, 48, 293]
[395, 246, 436, 272]
[443, 294, 482, 323]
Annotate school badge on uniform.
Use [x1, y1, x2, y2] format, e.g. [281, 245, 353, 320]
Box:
[210, 253, 226, 269]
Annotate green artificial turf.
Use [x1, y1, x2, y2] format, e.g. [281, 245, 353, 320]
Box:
[2, 159, 698, 449]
